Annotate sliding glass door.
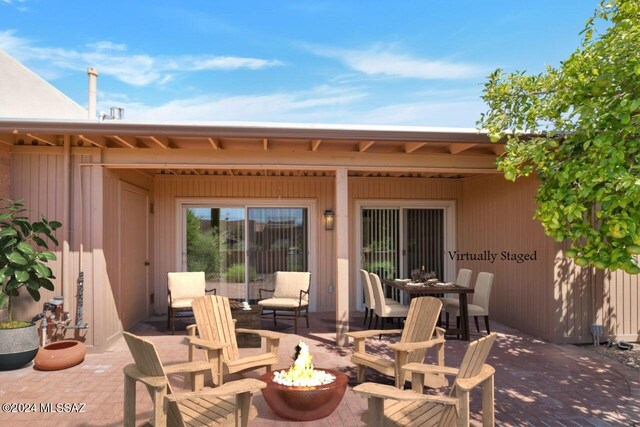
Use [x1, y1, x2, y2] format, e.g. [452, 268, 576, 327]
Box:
[361, 207, 447, 281]
[184, 205, 308, 303]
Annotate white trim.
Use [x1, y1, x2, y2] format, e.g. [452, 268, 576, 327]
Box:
[175, 197, 317, 311]
[354, 199, 457, 311]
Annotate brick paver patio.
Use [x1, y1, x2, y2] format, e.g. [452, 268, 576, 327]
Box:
[0, 312, 638, 426]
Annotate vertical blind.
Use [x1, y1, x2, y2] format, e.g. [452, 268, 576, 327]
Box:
[405, 209, 444, 279]
[361, 209, 400, 279]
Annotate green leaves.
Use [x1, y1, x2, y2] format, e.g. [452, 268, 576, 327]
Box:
[0, 199, 62, 320]
[478, 0, 640, 272]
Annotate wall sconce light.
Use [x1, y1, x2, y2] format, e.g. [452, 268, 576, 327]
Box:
[324, 209, 335, 230]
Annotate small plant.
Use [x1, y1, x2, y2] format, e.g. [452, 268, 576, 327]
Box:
[0, 199, 60, 324]
[224, 263, 257, 283]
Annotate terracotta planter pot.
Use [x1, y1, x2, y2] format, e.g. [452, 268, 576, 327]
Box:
[34, 340, 86, 371]
[0, 323, 39, 371]
[259, 368, 348, 421]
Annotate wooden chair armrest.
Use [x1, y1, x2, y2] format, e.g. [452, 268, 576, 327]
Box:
[163, 361, 212, 375]
[346, 329, 403, 339]
[402, 363, 459, 376]
[455, 364, 495, 391]
[388, 338, 445, 352]
[353, 383, 458, 407]
[186, 324, 198, 335]
[259, 288, 274, 299]
[123, 364, 167, 388]
[164, 379, 267, 404]
[236, 328, 286, 340]
[434, 326, 446, 337]
[184, 336, 229, 351]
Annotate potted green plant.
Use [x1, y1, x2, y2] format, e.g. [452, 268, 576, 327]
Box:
[0, 199, 60, 370]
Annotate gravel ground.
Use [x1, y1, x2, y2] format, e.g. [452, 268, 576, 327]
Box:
[582, 341, 640, 372]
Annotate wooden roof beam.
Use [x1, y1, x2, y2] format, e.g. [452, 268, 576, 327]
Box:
[263, 138, 269, 151]
[111, 135, 138, 149]
[146, 136, 170, 149]
[26, 133, 57, 146]
[358, 141, 375, 152]
[449, 143, 476, 154]
[208, 137, 220, 149]
[404, 142, 426, 154]
[0, 134, 13, 146]
[311, 139, 322, 151]
[77, 134, 106, 148]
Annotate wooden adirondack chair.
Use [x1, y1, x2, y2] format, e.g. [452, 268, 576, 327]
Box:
[187, 295, 286, 386]
[347, 296, 447, 388]
[122, 332, 265, 427]
[354, 332, 497, 427]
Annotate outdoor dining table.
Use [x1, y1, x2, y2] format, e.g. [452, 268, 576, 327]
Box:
[383, 279, 475, 341]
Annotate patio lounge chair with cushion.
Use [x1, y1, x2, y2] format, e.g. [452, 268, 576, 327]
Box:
[167, 271, 216, 334]
[444, 272, 494, 334]
[257, 271, 311, 334]
[188, 295, 286, 386]
[354, 332, 497, 427]
[347, 296, 447, 389]
[122, 331, 265, 427]
[361, 269, 402, 328]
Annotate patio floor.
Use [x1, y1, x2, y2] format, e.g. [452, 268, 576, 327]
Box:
[0, 312, 638, 426]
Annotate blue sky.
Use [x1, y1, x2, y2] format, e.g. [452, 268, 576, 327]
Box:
[1, 1, 596, 127]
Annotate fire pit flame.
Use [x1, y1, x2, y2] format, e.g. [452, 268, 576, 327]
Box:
[272, 341, 335, 387]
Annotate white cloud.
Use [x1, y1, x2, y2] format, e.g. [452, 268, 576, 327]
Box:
[98, 86, 367, 123]
[97, 85, 484, 127]
[307, 43, 484, 80]
[0, 30, 283, 86]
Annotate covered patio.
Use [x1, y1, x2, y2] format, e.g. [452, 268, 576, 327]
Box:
[0, 312, 637, 426]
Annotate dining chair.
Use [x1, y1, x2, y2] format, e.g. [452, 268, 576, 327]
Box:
[439, 268, 472, 307]
[369, 272, 409, 329]
[444, 272, 494, 334]
[361, 269, 402, 328]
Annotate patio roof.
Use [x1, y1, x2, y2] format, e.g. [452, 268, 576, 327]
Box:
[0, 118, 504, 177]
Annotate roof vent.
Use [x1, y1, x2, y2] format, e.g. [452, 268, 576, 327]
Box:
[99, 107, 125, 122]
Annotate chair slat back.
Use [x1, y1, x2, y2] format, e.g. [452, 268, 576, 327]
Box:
[439, 332, 497, 426]
[360, 269, 374, 310]
[123, 332, 173, 395]
[400, 297, 442, 364]
[368, 273, 386, 316]
[471, 272, 494, 311]
[456, 269, 473, 288]
[192, 295, 240, 362]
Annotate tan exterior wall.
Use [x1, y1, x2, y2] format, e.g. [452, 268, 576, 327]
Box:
[595, 269, 640, 342]
[9, 147, 114, 350]
[0, 145, 9, 320]
[458, 175, 557, 341]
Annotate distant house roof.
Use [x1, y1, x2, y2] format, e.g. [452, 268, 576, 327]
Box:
[0, 50, 87, 120]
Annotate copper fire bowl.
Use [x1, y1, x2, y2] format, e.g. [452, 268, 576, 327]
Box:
[259, 368, 349, 421]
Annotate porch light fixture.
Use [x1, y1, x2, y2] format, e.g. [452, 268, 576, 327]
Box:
[324, 209, 335, 230]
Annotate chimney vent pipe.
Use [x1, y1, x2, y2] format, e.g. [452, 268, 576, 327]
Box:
[87, 67, 98, 120]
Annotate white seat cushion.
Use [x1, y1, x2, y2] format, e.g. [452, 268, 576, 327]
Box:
[439, 297, 459, 306]
[170, 299, 194, 309]
[258, 298, 309, 309]
[385, 298, 402, 306]
[381, 304, 409, 317]
[445, 303, 487, 317]
[273, 272, 311, 300]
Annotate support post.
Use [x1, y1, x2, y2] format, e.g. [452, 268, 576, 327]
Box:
[62, 135, 71, 312]
[335, 168, 349, 346]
